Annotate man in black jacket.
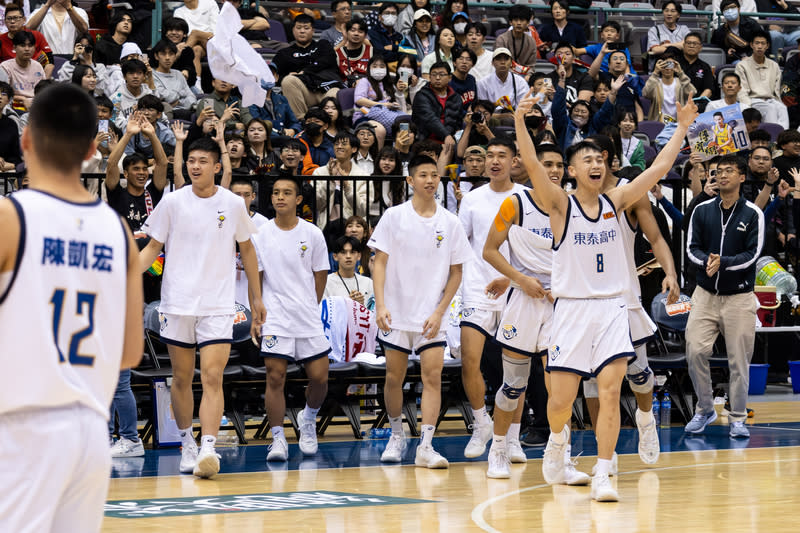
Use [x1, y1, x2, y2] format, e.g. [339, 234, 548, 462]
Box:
[94, 11, 133, 65]
[684, 154, 764, 439]
[273, 14, 342, 120]
[411, 62, 462, 148]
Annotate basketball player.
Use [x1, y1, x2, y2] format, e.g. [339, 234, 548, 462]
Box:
[0, 84, 143, 532]
[481, 143, 590, 483]
[712, 112, 735, 155]
[250, 177, 332, 462]
[514, 89, 696, 501]
[370, 155, 472, 468]
[458, 137, 528, 461]
[231, 178, 269, 310]
[139, 138, 266, 479]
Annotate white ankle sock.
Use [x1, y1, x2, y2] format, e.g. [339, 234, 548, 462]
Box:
[389, 415, 404, 436]
[271, 426, 285, 441]
[303, 404, 320, 421]
[595, 458, 612, 476]
[420, 424, 435, 447]
[491, 435, 506, 451]
[550, 426, 568, 445]
[200, 435, 216, 449]
[179, 427, 195, 448]
[472, 406, 488, 423]
[507, 423, 521, 441]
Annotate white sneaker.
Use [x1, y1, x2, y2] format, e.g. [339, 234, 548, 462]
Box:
[636, 408, 660, 464]
[110, 437, 145, 458]
[563, 445, 590, 486]
[542, 432, 568, 485]
[591, 473, 619, 502]
[464, 417, 493, 458]
[592, 452, 619, 477]
[415, 444, 449, 469]
[193, 446, 221, 478]
[507, 438, 527, 463]
[267, 437, 289, 462]
[298, 411, 318, 455]
[381, 433, 407, 463]
[486, 447, 511, 479]
[179, 440, 198, 474]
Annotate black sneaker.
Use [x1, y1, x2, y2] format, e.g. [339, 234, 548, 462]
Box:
[520, 429, 548, 447]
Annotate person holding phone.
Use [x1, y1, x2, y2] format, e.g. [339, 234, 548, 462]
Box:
[642, 51, 696, 147]
[574, 21, 631, 75]
[646, 1, 691, 71]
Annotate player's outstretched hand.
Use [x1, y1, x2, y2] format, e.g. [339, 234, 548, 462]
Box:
[422, 310, 443, 340]
[519, 275, 546, 299]
[514, 89, 540, 121]
[376, 305, 392, 333]
[485, 277, 511, 299]
[662, 275, 680, 305]
[676, 98, 698, 128]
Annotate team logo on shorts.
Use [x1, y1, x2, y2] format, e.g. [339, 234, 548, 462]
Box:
[217, 214, 226, 228]
[462, 307, 475, 318]
[264, 335, 278, 348]
[501, 324, 517, 340]
[549, 344, 560, 362]
[381, 329, 391, 337]
[158, 313, 168, 332]
[300, 241, 308, 258]
[435, 231, 444, 248]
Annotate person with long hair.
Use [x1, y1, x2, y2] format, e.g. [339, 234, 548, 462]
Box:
[421, 26, 456, 78]
[71, 63, 97, 94]
[354, 122, 381, 173]
[395, 53, 423, 109]
[246, 118, 277, 174]
[353, 55, 402, 146]
[320, 95, 346, 143]
[402, 7, 435, 60]
[616, 109, 645, 170]
[536, 0, 586, 55]
[373, 145, 403, 222]
[436, 0, 469, 30]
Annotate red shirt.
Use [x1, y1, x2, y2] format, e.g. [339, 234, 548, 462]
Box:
[335, 42, 372, 83]
[0, 30, 52, 64]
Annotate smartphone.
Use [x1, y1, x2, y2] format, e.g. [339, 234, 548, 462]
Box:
[98, 119, 108, 133]
[202, 98, 215, 111]
[543, 78, 553, 89]
[399, 122, 410, 132]
[608, 41, 626, 51]
[399, 69, 409, 83]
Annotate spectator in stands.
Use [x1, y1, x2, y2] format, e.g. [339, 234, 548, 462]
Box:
[436, 0, 469, 30]
[124, 95, 176, 159]
[457, 99, 494, 158]
[353, 55, 400, 144]
[403, 8, 435, 61]
[334, 19, 372, 87]
[749, 127, 771, 150]
[226, 0, 271, 41]
[451, 11, 470, 49]
[313, 131, 368, 233]
[590, 47, 644, 120]
[618, 109, 645, 170]
[712, 0, 763, 63]
[735, 30, 789, 128]
[225, 132, 253, 177]
[393, 116, 416, 169]
[422, 26, 456, 78]
[496, 5, 538, 73]
[26, 0, 88, 55]
[321, 95, 345, 143]
[274, 14, 342, 120]
[530, 72, 555, 117]
[320, 0, 351, 46]
[275, 137, 305, 176]
[71, 63, 97, 94]
[743, 106, 762, 132]
[396, 53, 424, 105]
[245, 118, 277, 173]
[575, 21, 632, 76]
[368, 4, 404, 64]
[152, 38, 197, 116]
[646, 2, 691, 70]
[447, 144, 486, 212]
[412, 61, 461, 148]
[756, 0, 800, 56]
[354, 122, 379, 173]
[374, 146, 404, 210]
[537, 0, 586, 55]
[111, 58, 154, 128]
[476, 48, 528, 110]
[0, 4, 51, 77]
[781, 39, 800, 128]
[643, 52, 697, 146]
[95, 11, 132, 66]
[173, 0, 219, 90]
[1, 31, 42, 109]
[449, 47, 477, 112]
[0, 81, 20, 170]
[552, 68, 618, 150]
[679, 31, 715, 101]
[772, 129, 800, 184]
[161, 16, 196, 87]
[707, 71, 741, 111]
[548, 42, 593, 107]
[199, 77, 252, 130]
[684, 154, 763, 440]
[56, 34, 107, 93]
[396, 0, 430, 36]
[105, 111, 169, 232]
[324, 235, 374, 306]
[299, 106, 335, 170]
[248, 65, 301, 142]
[466, 22, 491, 81]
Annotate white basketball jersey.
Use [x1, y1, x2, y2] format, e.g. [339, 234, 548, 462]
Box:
[509, 190, 553, 288]
[552, 194, 627, 299]
[616, 178, 643, 306]
[0, 190, 128, 419]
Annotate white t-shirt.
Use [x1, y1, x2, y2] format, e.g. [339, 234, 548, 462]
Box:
[368, 201, 472, 332]
[143, 186, 257, 315]
[469, 50, 493, 81]
[252, 218, 330, 337]
[324, 272, 375, 309]
[476, 72, 528, 109]
[174, 0, 220, 34]
[661, 79, 677, 122]
[234, 211, 269, 309]
[29, 6, 89, 54]
[459, 182, 527, 310]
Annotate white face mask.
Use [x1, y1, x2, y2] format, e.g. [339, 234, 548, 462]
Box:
[382, 13, 398, 26]
[572, 115, 588, 127]
[453, 22, 467, 34]
[371, 68, 387, 81]
[723, 8, 739, 21]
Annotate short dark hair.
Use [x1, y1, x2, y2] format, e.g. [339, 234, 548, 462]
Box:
[721, 71, 740, 85]
[345, 19, 367, 32]
[777, 128, 800, 148]
[273, 176, 302, 195]
[616, 108, 638, 128]
[122, 58, 147, 76]
[509, 5, 532, 21]
[749, 128, 771, 143]
[34, 79, 55, 95]
[720, 0, 739, 10]
[110, 10, 133, 34]
[292, 13, 315, 28]
[662, 1, 682, 13]
[565, 140, 603, 164]
[487, 136, 517, 156]
[152, 38, 178, 56]
[137, 94, 164, 113]
[230, 177, 255, 191]
[333, 130, 359, 148]
[554, 41, 573, 53]
[12, 30, 35, 47]
[455, 47, 477, 64]
[330, 0, 351, 12]
[408, 154, 438, 176]
[466, 22, 486, 36]
[750, 29, 771, 46]
[713, 112, 724, 120]
[550, 0, 570, 14]
[392, 115, 417, 134]
[715, 154, 746, 175]
[4, 3, 23, 17]
[282, 138, 307, 155]
[0, 81, 14, 98]
[305, 106, 331, 125]
[536, 143, 565, 161]
[378, 2, 398, 13]
[600, 21, 621, 34]
[472, 99, 494, 114]
[122, 152, 149, 170]
[742, 107, 762, 123]
[750, 145, 772, 158]
[187, 136, 222, 162]
[95, 95, 113, 111]
[332, 235, 363, 254]
[27, 84, 97, 171]
[429, 61, 451, 75]
[685, 31, 703, 43]
[163, 16, 189, 35]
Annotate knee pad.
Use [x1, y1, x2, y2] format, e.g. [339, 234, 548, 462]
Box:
[626, 348, 655, 394]
[583, 377, 599, 398]
[495, 354, 531, 412]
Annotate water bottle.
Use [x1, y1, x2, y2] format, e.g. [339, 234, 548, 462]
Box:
[652, 394, 661, 427]
[660, 393, 672, 428]
[756, 256, 797, 298]
[217, 416, 239, 447]
[369, 428, 377, 439]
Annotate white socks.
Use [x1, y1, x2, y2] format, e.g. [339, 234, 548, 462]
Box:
[271, 426, 286, 441]
[389, 415, 404, 436]
[200, 435, 216, 450]
[179, 427, 195, 448]
[420, 424, 435, 447]
[507, 423, 521, 441]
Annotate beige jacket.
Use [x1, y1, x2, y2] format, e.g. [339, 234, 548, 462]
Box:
[643, 72, 696, 123]
[735, 56, 782, 107]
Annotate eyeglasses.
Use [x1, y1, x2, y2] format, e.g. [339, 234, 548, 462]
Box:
[5, 16, 23, 22]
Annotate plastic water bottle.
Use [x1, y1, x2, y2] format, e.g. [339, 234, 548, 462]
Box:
[756, 256, 797, 298]
[652, 394, 661, 427]
[217, 416, 238, 447]
[660, 393, 672, 428]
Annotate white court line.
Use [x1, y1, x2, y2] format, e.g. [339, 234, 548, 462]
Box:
[748, 425, 800, 432]
[471, 456, 800, 532]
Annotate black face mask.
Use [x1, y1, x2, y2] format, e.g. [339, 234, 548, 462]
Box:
[305, 123, 323, 136]
[525, 115, 546, 130]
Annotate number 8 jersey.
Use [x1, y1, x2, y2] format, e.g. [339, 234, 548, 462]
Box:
[551, 194, 627, 299]
[0, 190, 128, 419]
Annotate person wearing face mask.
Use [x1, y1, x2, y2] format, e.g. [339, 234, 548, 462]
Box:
[352, 55, 401, 142]
[711, 0, 763, 63]
[368, 4, 404, 64]
[451, 11, 470, 48]
[298, 106, 335, 174]
[496, 5, 540, 76]
[552, 64, 619, 150]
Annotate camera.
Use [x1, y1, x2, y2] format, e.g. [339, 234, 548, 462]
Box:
[665, 60, 675, 69]
[471, 112, 484, 123]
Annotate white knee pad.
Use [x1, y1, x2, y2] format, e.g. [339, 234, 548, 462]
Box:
[626, 345, 654, 394]
[583, 377, 599, 399]
[494, 354, 531, 412]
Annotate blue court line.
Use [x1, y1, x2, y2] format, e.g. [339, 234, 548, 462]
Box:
[109, 421, 800, 479]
